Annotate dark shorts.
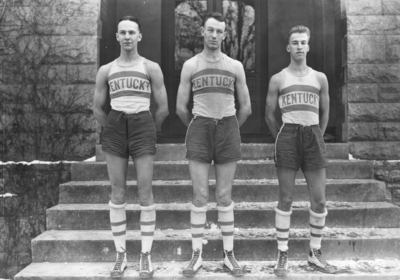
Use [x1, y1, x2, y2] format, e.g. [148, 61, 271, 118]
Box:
[275, 123, 328, 171]
[185, 115, 241, 164]
[102, 109, 156, 159]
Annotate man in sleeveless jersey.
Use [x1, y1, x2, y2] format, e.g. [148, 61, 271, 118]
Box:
[265, 25, 335, 276]
[93, 15, 168, 279]
[176, 12, 252, 277]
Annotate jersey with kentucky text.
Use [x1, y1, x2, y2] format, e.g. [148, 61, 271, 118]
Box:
[108, 57, 151, 113]
[278, 67, 321, 126]
[191, 54, 236, 119]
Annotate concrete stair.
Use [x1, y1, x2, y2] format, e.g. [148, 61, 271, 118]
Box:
[15, 143, 400, 279]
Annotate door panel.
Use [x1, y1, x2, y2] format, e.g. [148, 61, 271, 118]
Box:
[161, 0, 270, 142]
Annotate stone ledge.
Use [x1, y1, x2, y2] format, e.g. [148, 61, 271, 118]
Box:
[350, 141, 400, 160]
[382, 0, 400, 15]
[347, 35, 386, 63]
[347, 64, 400, 83]
[345, 0, 382, 16]
[348, 16, 400, 35]
[347, 83, 379, 103]
[349, 103, 400, 122]
[379, 83, 400, 102]
[349, 122, 400, 141]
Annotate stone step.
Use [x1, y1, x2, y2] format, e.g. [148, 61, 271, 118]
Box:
[71, 160, 373, 181]
[14, 259, 400, 280]
[46, 201, 400, 230]
[31, 228, 400, 263]
[59, 179, 386, 204]
[96, 143, 349, 161]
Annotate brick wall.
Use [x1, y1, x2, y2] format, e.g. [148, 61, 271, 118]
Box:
[343, 0, 400, 160]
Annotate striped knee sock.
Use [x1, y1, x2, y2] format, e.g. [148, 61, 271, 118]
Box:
[309, 208, 327, 250]
[140, 204, 156, 253]
[218, 201, 235, 252]
[190, 204, 207, 251]
[109, 201, 127, 253]
[275, 207, 292, 252]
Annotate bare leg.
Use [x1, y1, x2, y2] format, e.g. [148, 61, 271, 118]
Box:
[304, 168, 326, 214]
[189, 160, 211, 207]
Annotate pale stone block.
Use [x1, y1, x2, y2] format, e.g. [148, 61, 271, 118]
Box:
[350, 141, 400, 160]
[348, 122, 378, 141]
[347, 83, 379, 103]
[386, 35, 400, 62]
[379, 83, 400, 102]
[348, 64, 400, 83]
[346, 0, 382, 15]
[382, 0, 400, 15]
[349, 103, 400, 122]
[378, 122, 400, 141]
[66, 17, 99, 36]
[347, 35, 386, 63]
[66, 64, 97, 84]
[348, 16, 400, 35]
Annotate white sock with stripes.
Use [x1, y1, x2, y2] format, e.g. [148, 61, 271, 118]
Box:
[190, 204, 207, 252]
[218, 201, 235, 252]
[109, 201, 127, 253]
[140, 204, 156, 253]
[275, 207, 292, 252]
[309, 208, 327, 250]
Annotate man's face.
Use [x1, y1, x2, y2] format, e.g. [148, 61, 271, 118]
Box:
[116, 20, 142, 51]
[287, 32, 309, 60]
[201, 18, 226, 50]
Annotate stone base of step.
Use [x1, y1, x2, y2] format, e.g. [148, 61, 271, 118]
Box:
[46, 201, 400, 230]
[15, 259, 400, 279]
[71, 160, 373, 181]
[59, 179, 386, 204]
[96, 143, 350, 161]
[31, 228, 400, 262]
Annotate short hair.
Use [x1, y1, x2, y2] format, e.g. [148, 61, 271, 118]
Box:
[287, 25, 310, 43]
[119, 15, 141, 32]
[202, 12, 226, 26]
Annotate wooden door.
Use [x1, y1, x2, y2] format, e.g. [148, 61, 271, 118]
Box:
[161, 0, 271, 143]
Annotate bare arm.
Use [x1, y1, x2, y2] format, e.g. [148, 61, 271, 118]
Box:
[265, 73, 282, 139]
[147, 61, 169, 130]
[92, 64, 112, 127]
[317, 72, 330, 135]
[233, 61, 252, 126]
[176, 61, 195, 127]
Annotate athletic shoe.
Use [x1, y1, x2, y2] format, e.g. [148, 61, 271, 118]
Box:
[273, 250, 288, 276]
[308, 248, 336, 274]
[139, 252, 154, 279]
[110, 251, 127, 279]
[223, 250, 245, 277]
[182, 250, 202, 277]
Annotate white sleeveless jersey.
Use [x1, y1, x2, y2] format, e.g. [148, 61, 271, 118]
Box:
[278, 67, 321, 126]
[108, 57, 151, 113]
[191, 54, 236, 119]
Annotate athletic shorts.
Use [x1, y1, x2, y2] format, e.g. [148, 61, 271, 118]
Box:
[185, 115, 241, 164]
[102, 109, 156, 159]
[275, 123, 328, 171]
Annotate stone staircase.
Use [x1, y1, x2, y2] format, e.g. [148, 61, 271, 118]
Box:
[15, 144, 400, 279]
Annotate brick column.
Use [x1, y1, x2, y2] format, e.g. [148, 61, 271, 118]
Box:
[343, 0, 400, 159]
